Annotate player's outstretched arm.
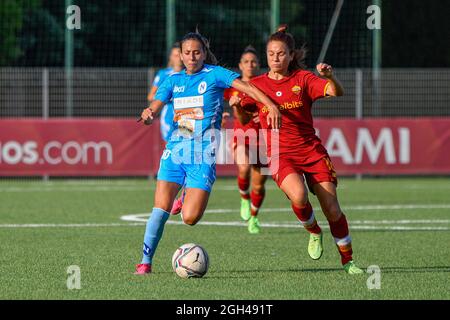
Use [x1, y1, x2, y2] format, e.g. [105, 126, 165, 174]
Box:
[316, 63, 344, 97]
[231, 79, 281, 129]
[139, 100, 165, 125]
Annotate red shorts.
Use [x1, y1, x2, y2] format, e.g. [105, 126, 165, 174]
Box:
[271, 155, 337, 193]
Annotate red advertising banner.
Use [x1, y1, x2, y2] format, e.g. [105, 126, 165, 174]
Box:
[0, 118, 449, 176]
[313, 118, 450, 175]
[0, 119, 161, 176]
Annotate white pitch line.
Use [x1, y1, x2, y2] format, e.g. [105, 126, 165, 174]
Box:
[3, 180, 450, 192]
[349, 219, 450, 224]
[120, 213, 450, 226]
[0, 186, 146, 193]
[199, 204, 450, 214]
[343, 204, 450, 210]
[120, 213, 152, 222]
[0, 221, 448, 231]
[0, 185, 281, 193]
[0, 186, 126, 190]
[0, 223, 143, 228]
[179, 219, 450, 224]
[406, 184, 450, 190]
[118, 212, 450, 231]
[120, 212, 450, 225]
[164, 221, 450, 231]
[0, 202, 449, 231]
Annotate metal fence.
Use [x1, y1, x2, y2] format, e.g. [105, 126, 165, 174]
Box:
[1, 68, 449, 118]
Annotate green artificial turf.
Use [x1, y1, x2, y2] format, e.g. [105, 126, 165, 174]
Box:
[0, 177, 449, 299]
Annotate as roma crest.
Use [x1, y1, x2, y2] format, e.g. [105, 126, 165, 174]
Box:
[291, 85, 301, 95]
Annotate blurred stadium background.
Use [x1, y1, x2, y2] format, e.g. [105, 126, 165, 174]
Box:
[0, 0, 449, 177]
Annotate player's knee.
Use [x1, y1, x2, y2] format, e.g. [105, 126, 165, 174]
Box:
[252, 183, 265, 194]
[181, 211, 201, 226]
[238, 165, 251, 178]
[184, 219, 197, 226]
[290, 194, 308, 208]
[182, 215, 197, 226]
[289, 191, 308, 207]
[324, 204, 342, 222]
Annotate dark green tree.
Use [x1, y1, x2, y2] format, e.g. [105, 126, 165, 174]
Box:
[383, 0, 450, 67]
[0, 0, 39, 65]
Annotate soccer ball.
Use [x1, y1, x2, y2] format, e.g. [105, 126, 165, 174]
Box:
[172, 243, 209, 278]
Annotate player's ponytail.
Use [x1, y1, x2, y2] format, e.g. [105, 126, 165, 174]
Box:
[277, 24, 288, 33]
[181, 29, 218, 65]
[199, 34, 218, 66]
[268, 24, 307, 71]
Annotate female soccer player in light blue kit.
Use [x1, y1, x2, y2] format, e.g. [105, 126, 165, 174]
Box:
[135, 30, 281, 274]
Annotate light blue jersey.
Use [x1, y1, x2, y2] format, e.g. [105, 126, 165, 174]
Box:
[152, 68, 176, 142]
[152, 68, 172, 88]
[154, 64, 240, 191]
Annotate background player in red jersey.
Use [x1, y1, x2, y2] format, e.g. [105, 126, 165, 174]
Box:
[223, 46, 267, 234]
[232, 25, 364, 274]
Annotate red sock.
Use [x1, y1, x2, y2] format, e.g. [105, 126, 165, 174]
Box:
[328, 213, 353, 265]
[250, 190, 265, 217]
[237, 176, 250, 200]
[292, 202, 322, 235]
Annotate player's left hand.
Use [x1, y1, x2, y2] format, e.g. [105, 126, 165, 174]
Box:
[267, 105, 282, 130]
[229, 95, 241, 108]
[316, 63, 333, 78]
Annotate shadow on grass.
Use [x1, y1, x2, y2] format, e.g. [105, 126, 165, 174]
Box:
[379, 266, 450, 274]
[206, 267, 344, 279]
[206, 265, 450, 279]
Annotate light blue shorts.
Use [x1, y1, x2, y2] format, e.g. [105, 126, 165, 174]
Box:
[156, 149, 216, 193]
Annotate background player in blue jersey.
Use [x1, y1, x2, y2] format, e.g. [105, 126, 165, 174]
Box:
[135, 30, 281, 274]
[147, 42, 183, 142]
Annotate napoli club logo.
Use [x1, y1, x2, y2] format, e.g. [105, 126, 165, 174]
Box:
[198, 81, 207, 94]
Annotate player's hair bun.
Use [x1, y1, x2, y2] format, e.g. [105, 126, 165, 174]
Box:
[277, 24, 288, 33]
[268, 23, 307, 71]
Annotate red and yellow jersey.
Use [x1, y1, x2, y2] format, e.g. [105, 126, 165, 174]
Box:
[223, 87, 260, 132]
[241, 69, 330, 163]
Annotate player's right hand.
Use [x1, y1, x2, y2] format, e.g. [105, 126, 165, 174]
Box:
[140, 107, 154, 125]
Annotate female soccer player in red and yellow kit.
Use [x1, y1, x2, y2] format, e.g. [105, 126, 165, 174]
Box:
[223, 46, 267, 234]
[233, 25, 364, 274]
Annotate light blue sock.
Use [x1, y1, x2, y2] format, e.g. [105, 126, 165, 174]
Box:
[141, 207, 170, 264]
